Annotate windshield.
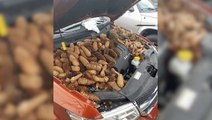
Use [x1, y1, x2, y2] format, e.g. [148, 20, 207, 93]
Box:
[137, 0, 156, 12]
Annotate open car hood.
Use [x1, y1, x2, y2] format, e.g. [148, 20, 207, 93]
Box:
[54, 0, 140, 30]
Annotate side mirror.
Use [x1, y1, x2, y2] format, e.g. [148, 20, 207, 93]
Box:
[128, 7, 135, 12]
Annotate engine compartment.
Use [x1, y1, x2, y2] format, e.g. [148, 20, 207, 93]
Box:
[53, 25, 156, 112]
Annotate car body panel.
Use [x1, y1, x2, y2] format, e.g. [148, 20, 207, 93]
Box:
[54, 77, 103, 119]
[114, 5, 142, 33]
[140, 12, 157, 26]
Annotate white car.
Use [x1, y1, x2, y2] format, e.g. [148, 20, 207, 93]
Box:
[115, 0, 158, 44]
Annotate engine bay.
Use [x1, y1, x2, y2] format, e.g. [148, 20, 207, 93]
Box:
[53, 25, 157, 112]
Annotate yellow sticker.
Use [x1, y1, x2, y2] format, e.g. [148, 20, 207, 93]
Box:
[61, 42, 67, 50]
[0, 14, 8, 37]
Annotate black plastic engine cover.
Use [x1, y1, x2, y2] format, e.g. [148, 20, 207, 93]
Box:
[95, 48, 158, 106]
[120, 49, 158, 105]
[113, 44, 131, 73]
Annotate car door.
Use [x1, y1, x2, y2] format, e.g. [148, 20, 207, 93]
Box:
[114, 5, 141, 33]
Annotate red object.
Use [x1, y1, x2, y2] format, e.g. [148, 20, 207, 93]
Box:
[54, 78, 103, 119]
[54, 77, 158, 120]
[139, 104, 158, 120]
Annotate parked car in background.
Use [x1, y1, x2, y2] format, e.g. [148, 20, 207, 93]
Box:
[115, 0, 158, 45]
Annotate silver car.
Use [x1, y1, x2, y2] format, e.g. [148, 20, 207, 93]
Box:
[115, 0, 158, 44]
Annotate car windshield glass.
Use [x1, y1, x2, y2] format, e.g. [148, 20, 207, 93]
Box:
[137, 0, 156, 12]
